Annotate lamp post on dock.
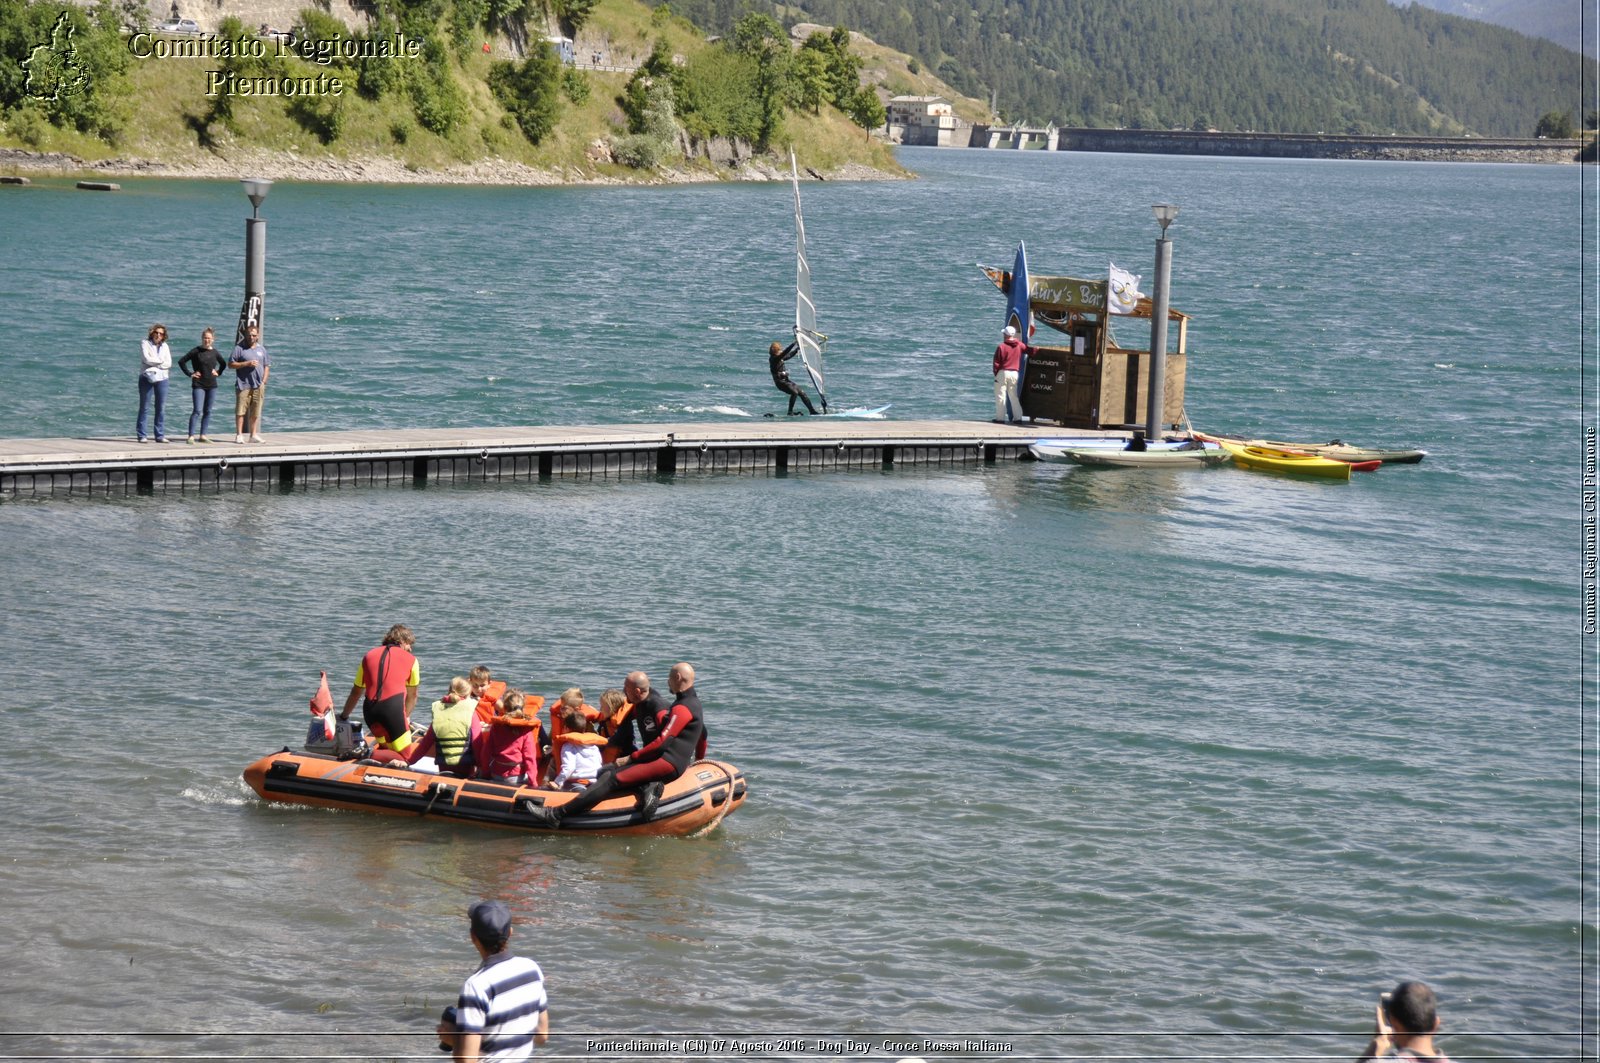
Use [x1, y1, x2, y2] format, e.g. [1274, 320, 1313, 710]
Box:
[236, 177, 271, 347]
[1144, 203, 1178, 441]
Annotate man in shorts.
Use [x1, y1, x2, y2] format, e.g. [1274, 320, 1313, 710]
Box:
[229, 323, 271, 443]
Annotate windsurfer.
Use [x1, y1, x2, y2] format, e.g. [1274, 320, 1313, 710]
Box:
[769, 341, 819, 415]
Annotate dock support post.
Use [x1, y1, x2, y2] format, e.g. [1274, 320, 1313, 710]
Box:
[775, 446, 789, 474]
[136, 467, 154, 493]
[278, 462, 295, 490]
[538, 453, 553, 480]
[412, 457, 427, 487]
[882, 446, 894, 468]
[1145, 204, 1179, 440]
[983, 444, 997, 463]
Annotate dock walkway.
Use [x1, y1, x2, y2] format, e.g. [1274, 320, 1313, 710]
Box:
[0, 420, 1108, 497]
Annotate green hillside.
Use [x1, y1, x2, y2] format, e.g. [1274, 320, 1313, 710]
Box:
[0, 0, 901, 178]
[658, 0, 1592, 136]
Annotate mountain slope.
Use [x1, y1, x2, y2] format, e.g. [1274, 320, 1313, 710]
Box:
[1398, 0, 1591, 58]
[657, 0, 1591, 136]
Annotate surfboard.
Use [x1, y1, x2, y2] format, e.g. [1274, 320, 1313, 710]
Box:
[817, 404, 892, 419]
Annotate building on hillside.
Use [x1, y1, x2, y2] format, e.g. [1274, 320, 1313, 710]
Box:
[886, 96, 961, 147]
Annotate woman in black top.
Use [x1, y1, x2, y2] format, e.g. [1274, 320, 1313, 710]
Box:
[178, 328, 225, 443]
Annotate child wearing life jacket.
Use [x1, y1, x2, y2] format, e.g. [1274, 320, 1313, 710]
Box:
[549, 691, 607, 791]
[405, 676, 480, 778]
[479, 690, 542, 786]
[468, 665, 507, 727]
[595, 687, 633, 765]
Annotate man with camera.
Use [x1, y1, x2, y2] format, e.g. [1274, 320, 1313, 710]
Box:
[1358, 981, 1450, 1062]
[437, 900, 549, 1063]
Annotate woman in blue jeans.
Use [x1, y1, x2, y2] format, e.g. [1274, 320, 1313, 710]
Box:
[137, 323, 172, 443]
[177, 327, 225, 442]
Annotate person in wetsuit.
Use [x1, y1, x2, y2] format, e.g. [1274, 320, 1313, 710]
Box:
[523, 662, 707, 828]
[338, 623, 421, 760]
[769, 340, 820, 415]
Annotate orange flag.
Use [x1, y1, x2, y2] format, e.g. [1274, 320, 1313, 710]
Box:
[309, 670, 334, 716]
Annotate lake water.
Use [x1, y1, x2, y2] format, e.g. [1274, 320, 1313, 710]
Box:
[0, 147, 1588, 1060]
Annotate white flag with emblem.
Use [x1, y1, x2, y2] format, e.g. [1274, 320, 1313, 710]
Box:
[1108, 262, 1143, 315]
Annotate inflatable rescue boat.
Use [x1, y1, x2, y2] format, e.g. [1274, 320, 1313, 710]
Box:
[243, 750, 747, 836]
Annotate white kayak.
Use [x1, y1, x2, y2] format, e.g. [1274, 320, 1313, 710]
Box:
[1030, 438, 1223, 465]
[1062, 443, 1231, 468]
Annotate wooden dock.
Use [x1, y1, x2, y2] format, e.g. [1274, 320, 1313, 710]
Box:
[0, 420, 1113, 497]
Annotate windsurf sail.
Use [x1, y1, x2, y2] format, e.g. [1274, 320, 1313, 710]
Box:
[791, 150, 828, 412]
[1004, 241, 1031, 421]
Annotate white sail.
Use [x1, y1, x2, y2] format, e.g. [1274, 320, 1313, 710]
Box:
[791, 150, 827, 410]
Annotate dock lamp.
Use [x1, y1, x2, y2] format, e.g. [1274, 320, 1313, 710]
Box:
[1144, 203, 1179, 441]
[237, 177, 272, 346]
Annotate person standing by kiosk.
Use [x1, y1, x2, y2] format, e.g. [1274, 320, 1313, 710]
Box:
[992, 324, 1026, 423]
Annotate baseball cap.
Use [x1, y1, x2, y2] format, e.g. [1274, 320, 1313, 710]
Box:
[469, 900, 512, 941]
[1003, 325, 1017, 337]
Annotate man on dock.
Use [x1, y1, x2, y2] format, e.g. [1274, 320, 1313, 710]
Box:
[769, 340, 819, 415]
[229, 324, 271, 443]
[992, 325, 1026, 423]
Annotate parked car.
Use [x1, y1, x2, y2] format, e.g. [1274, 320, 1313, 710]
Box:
[155, 18, 202, 35]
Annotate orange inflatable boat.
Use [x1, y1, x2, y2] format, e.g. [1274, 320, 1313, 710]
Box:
[242, 749, 747, 836]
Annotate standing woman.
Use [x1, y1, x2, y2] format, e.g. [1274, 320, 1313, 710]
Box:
[137, 324, 172, 443]
[177, 327, 224, 443]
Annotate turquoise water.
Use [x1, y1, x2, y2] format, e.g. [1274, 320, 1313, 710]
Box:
[0, 149, 1588, 1059]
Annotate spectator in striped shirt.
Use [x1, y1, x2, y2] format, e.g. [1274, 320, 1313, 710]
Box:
[438, 900, 550, 1063]
[1358, 981, 1452, 1063]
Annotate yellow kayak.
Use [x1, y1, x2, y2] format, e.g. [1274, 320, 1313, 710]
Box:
[1217, 440, 1377, 479]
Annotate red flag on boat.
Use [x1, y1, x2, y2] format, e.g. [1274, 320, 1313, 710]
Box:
[309, 671, 333, 716]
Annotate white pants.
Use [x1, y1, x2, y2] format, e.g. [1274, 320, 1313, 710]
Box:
[994, 370, 1020, 422]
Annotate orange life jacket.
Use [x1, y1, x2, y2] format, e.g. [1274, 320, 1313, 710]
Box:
[548, 730, 609, 786]
[471, 680, 509, 725]
[481, 711, 542, 780]
[596, 700, 635, 763]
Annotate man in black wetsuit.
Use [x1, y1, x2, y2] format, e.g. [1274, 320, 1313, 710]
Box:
[769, 340, 819, 415]
[603, 670, 668, 761]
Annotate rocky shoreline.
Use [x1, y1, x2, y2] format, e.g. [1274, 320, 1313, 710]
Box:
[0, 146, 903, 186]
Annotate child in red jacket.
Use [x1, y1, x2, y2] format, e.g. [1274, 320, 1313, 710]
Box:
[478, 690, 542, 786]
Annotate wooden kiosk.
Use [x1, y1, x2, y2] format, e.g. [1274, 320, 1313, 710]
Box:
[982, 267, 1191, 430]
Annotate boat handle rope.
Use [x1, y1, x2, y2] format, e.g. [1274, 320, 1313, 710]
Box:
[422, 781, 450, 816]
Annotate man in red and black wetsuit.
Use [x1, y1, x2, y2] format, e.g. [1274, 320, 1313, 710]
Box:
[338, 623, 420, 760]
[526, 662, 707, 828]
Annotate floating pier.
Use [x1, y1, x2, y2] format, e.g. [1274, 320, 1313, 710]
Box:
[0, 420, 1108, 498]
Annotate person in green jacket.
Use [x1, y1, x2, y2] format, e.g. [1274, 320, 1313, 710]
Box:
[405, 676, 479, 777]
